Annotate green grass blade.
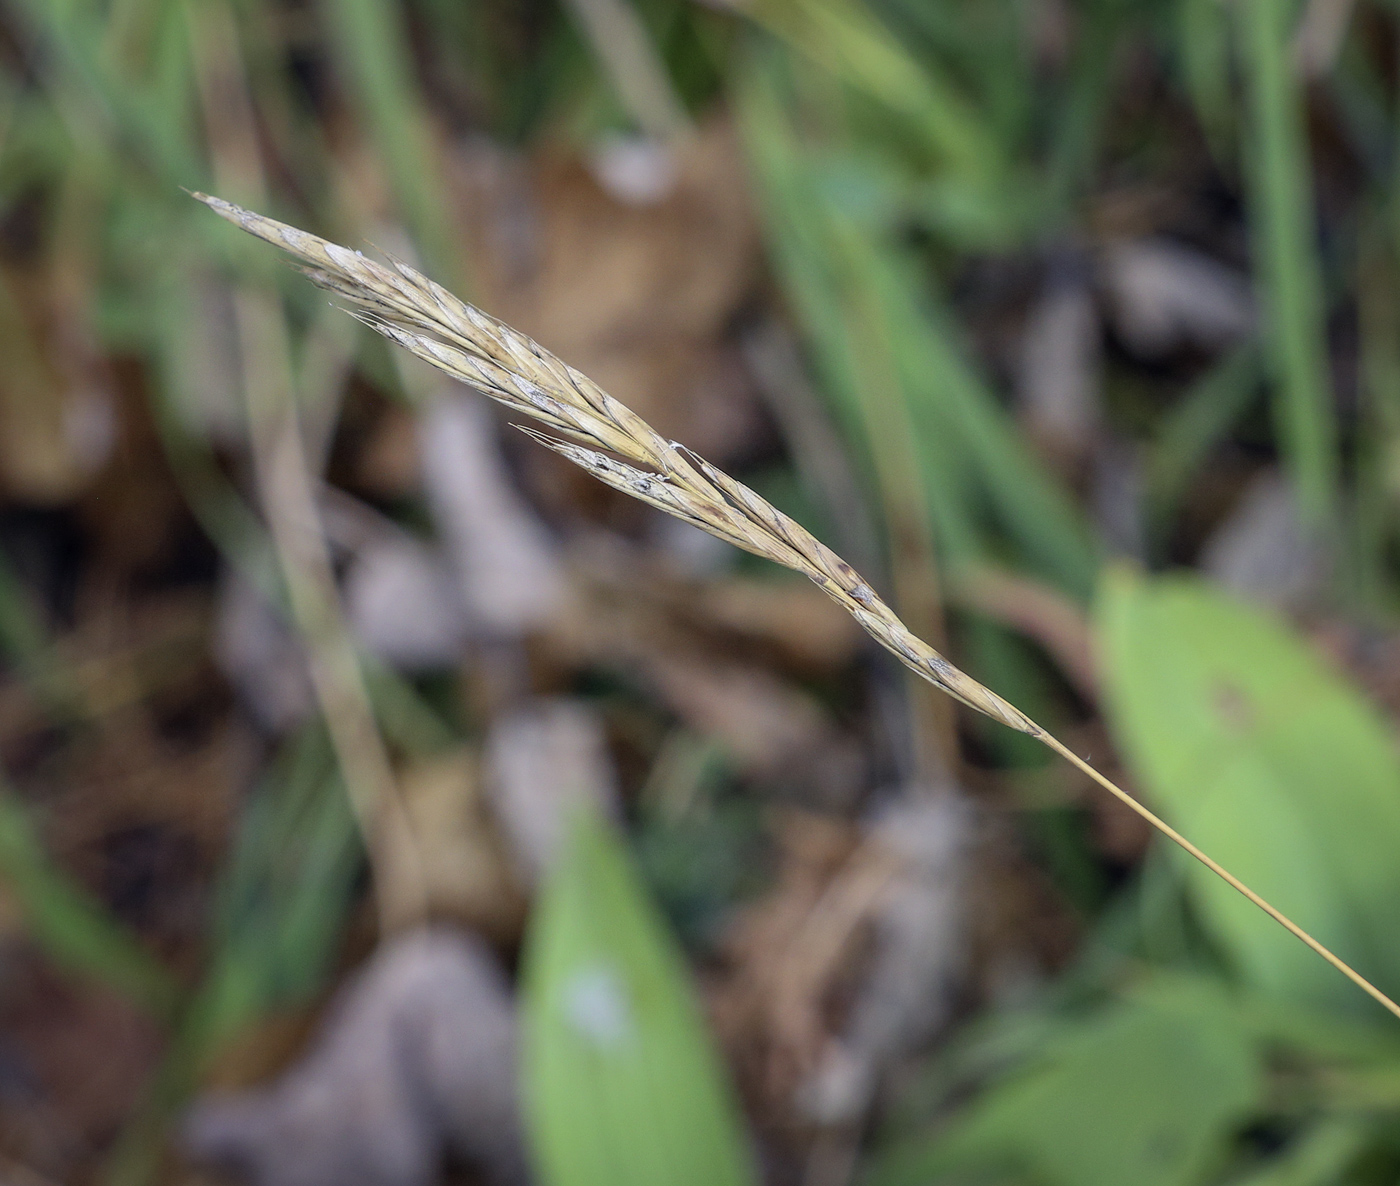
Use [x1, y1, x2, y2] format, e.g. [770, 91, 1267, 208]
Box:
[0, 785, 181, 1019]
[1236, 0, 1339, 522]
[103, 727, 362, 1186]
[741, 0, 1002, 184]
[8, 0, 204, 186]
[737, 47, 1099, 599]
[1145, 343, 1262, 540]
[323, 0, 466, 290]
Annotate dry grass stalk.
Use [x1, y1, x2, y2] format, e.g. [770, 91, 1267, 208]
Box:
[194, 192, 1400, 1022]
[189, 8, 426, 934]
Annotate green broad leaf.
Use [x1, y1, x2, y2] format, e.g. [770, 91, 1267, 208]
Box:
[872, 979, 1262, 1186]
[1098, 569, 1400, 1012]
[521, 808, 757, 1186]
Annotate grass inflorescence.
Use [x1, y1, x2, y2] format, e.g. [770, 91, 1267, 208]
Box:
[196, 191, 1400, 1024]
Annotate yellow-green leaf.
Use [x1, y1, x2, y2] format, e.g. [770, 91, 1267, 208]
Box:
[521, 808, 757, 1186]
[1099, 569, 1400, 1012]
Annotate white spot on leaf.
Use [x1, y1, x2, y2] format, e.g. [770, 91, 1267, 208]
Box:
[561, 962, 633, 1049]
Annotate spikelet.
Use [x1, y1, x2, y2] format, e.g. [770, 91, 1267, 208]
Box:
[193, 192, 1037, 736]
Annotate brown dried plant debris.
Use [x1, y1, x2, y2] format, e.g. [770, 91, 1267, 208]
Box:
[0, 957, 164, 1181]
[541, 541, 865, 801]
[708, 810, 867, 1110]
[449, 120, 763, 461]
[375, 748, 528, 941]
[560, 534, 865, 675]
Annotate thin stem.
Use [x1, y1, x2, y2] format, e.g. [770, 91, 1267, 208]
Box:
[835, 222, 957, 783]
[1238, 0, 1339, 522]
[1038, 731, 1400, 1022]
[562, 0, 692, 143]
[191, 0, 425, 932]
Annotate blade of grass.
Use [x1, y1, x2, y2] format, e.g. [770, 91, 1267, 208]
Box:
[827, 214, 959, 777]
[561, 0, 692, 141]
[1041, 0, 1127, 218]
[1145, 343, 1263, 543]
[739, 0, 1001, 185]
[739, 320, 883, 592]
[104, 726, 361, 1186]
[1355, 210, 1400, 610]
[323, 0, 466, 292]
[737, 47, 1099, 600]
[198, 192, 1400, 1023]
[737, 60, 967, 776]
[1236, 0, 1339, 522]
[148, 283, 458, 756]
[736, 52, 983, 571]
[190, 0, 425, 930]
[8, 0, 204, 186]
[1177, 0, 1238, 161]
[1349, 41, 1400, 612]
[0, 779, 181, 1020]
[0, 563, 180, 1024]
[877, 244, 1101, 601]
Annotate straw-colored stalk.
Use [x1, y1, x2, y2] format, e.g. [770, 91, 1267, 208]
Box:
[195, 192, 1400, 1022]
[189, 3, 426, 934]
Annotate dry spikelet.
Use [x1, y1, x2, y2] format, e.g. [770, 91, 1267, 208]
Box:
[193, 193, 1035, 734]
[194, 192, 1400, 1022]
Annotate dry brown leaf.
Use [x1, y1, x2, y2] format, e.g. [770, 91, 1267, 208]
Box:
[536, 542, 866, 803]
[651, 657, 863, 797]
[693, 578, 862, 672]
[948, 564, 1098, 701]
[450, 118, 764, 460]
[376, 748, 527, 940]
[798, 799, 969, 1126]
[709, 811, 872, 1111]
[352, 402, 423, 498]
[562, 534, 864, 674]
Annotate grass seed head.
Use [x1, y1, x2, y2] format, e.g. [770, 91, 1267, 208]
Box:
[193, 192, 1040, 737]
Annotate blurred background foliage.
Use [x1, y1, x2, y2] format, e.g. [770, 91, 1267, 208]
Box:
[0, 0, 1399, 1183]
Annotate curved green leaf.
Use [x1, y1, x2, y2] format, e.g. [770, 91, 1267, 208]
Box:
[522, 808, 757, 1186]
[873, 978, 1262, 1186]
[1099, 569, 1400, 1012]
